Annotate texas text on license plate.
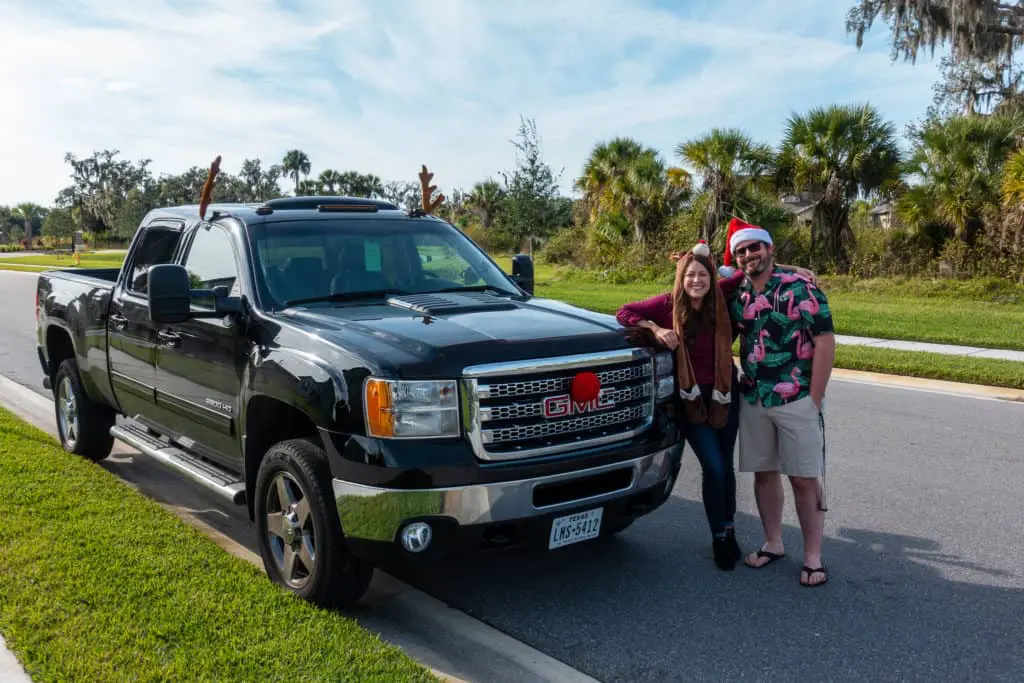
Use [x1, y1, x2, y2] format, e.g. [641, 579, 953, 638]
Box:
[548, 507, 603, 549]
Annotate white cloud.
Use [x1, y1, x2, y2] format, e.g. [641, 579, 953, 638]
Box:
[0, 0, 942, 206]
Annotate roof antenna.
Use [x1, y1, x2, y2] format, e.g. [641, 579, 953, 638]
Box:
[198, 155, 222, 220]
[418, 164, 445, 214]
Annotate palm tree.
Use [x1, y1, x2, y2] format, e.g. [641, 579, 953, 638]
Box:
[576, 137, 684, 244]
[676, 128, 775, 243]
[466, 180, 505, 229]
[15, 203, 46, 243]
[318, 169, 344, 194]
[776, 103, 903, 269]
[898, 113, 1024, 245]
[281, 150, 311, 195]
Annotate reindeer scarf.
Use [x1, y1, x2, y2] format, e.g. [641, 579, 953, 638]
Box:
[671, 245, 734, 429]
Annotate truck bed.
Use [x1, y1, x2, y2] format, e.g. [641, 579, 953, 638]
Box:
[44, 267, 121, 284]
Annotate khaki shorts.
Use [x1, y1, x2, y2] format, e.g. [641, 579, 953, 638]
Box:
[738, 396, 824, 478]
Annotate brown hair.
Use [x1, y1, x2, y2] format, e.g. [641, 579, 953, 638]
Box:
[671, 252, 717, 342]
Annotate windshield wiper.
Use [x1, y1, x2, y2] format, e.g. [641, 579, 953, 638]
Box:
[283, 289, 408, 307]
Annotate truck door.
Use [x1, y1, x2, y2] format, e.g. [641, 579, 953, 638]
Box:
[108, 222, 184, 421]
[151, 222, 246, 467]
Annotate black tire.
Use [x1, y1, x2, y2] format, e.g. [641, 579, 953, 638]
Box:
[254, 438, 373, 609]
[53, 358, 115, 462]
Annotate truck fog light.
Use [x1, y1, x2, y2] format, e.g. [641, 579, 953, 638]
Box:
[399, 522, 432, 553]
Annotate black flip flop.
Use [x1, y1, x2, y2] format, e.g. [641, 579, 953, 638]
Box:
[800, 565, 828, 587]
[744, 549, 785, 569]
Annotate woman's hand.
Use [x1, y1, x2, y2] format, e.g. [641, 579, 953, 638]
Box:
[794, 266, 818, 285]
[652, 326, 679, 350]
[778, 263, 818, 285]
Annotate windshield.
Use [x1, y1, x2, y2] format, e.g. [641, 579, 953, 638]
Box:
[249, 217, 522, 309]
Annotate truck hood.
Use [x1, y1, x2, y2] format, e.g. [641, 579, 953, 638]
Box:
[271, 292, 642, 377]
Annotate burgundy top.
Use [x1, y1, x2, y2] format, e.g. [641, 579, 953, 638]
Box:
[615, 273, 743, 386]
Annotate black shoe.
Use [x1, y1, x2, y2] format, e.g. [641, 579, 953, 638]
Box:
[725, 528, 742, 564]
[712, 536, 736, 570]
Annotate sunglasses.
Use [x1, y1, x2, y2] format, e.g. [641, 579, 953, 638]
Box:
[734, 242, 764, 257]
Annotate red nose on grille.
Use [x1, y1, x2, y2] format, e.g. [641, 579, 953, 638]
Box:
[570, 371, 601, 403]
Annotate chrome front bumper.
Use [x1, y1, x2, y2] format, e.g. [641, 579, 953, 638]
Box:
[332, 444, 681, 544]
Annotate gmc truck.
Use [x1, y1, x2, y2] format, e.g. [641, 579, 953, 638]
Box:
[34, 195, 683, 608]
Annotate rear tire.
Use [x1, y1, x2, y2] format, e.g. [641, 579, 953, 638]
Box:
[254, 438, 373, 609]
[53, 358, 115, 462]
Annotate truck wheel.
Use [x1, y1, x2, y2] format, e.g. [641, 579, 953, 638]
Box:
[254, 438, 374, 609]
[53, 358, 115, 462]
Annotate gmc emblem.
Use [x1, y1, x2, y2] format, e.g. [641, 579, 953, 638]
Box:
[542, 390, 616, 419]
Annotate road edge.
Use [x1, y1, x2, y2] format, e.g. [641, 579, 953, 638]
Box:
[0, 373, 598, 683]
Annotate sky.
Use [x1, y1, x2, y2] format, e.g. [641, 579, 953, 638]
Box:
[0, 0, 945, 207]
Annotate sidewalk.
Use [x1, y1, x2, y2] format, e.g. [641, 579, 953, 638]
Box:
[836, 334, 1024, 362]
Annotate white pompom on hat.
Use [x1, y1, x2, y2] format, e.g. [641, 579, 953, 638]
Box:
[692, 239, 711, 259]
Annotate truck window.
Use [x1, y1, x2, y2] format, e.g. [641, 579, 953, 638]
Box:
[414, 233, 485, 287]
[183, 224, 241, 307]
[250, 218, 519, 308]
[126, 228, 182, 295]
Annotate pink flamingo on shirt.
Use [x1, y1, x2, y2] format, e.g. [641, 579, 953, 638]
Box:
[779, 272, 810, 285]
[773, 367, 802, 399]
[742, 293, 772, 320]
[747, 328, 770, 364]
[789, 329, 814, 359]
[785, 291, 821, 321]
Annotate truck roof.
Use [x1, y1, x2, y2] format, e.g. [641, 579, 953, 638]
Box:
[144, 195, 442, 227]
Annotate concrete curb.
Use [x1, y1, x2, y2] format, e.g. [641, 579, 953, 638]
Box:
[0, 373, 598, 683]
[831, 368, 1024, 403]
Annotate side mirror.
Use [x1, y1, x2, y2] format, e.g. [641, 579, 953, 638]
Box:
[511, 253, 534, 295]
[147, 264, 191, 324]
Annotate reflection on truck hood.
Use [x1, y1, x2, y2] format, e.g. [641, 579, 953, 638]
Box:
[273, 295, 639, 377]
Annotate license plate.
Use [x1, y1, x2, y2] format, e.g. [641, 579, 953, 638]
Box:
[548, 507, 603, 549]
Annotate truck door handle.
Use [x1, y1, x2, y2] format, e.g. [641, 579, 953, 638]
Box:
[109, 313, 127, 330]
[157, 330, 181, 349]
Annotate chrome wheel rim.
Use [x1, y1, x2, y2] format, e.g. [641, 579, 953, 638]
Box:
[57, 376, 79, 449]
[264, 472, 316, 589]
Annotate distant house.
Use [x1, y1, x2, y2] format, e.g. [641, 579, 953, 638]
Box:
[779, 191, 821, 227]
[870, 202, 893, 229]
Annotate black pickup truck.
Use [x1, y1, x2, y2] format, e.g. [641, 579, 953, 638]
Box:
[35, 196, 683, 608]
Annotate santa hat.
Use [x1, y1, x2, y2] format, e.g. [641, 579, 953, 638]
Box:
[723, 217, 772, 266]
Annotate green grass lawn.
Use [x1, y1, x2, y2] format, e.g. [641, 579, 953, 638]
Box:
[0, 252, 127, 272]
[0, 406, 436, 683]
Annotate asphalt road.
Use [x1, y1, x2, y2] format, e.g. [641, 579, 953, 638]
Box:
[2, 269, 1022, 682]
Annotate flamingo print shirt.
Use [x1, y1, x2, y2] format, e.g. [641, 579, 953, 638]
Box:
[728, 268, 833, 408]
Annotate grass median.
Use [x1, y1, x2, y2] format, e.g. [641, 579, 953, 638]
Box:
[0, 406, 436, 683]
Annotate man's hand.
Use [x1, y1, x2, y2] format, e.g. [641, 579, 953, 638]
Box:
[652, 326, 679, 350]
[810, 332, 835, 410]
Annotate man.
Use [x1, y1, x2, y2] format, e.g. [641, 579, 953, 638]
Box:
[724, 220, 836, 587]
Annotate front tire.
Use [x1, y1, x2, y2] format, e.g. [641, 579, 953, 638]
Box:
[254, 438, 373, 609]
[53, 358, 115, 462]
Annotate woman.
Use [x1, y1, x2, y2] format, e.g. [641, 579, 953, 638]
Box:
[616, 241, 813, 571]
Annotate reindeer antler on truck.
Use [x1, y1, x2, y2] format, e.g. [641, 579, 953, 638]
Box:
[418, 164, 445, 214]
[198, 155, 222, 220]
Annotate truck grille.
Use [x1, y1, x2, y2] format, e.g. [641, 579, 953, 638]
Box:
[462, 349, 655, 461]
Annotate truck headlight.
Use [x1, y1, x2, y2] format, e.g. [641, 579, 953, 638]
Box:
[654, 351, 675, 401]
[364, 378, 460, 438]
